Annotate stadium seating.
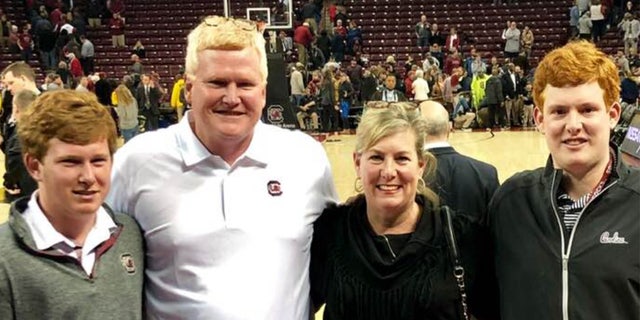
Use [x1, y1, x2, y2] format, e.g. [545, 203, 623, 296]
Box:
[0, 0, 629, 90]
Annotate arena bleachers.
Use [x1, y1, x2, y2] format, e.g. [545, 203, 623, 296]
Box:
[83, 0, 576, 86]
[1, 0, 41, 80]
[0, 0, 628, 89]
[84, 0, 224, 88]
[348, 0, 573, 66]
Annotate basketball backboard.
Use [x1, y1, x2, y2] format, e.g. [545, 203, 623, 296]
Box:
[225, 0, 292, 29]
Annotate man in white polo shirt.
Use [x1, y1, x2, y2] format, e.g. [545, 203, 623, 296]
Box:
[107, 15, 338, 319]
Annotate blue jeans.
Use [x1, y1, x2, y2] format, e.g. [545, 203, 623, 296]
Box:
[21, 48, 32, 63]
[121, 127, 138, 143]
[453, 97, 470, 116]
[292, 94, 304, 109]
[40, 50, 57, 70]
[418, 37, 429, 49]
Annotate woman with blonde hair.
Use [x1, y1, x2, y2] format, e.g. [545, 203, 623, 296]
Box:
[310, 102, 498, 319]
[320, 68, 339, 131]
[113, 84, 139, 142]
[430, 72, 446, 104]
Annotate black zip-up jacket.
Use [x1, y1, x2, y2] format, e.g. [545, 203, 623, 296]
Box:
[489, 145, 640, 320]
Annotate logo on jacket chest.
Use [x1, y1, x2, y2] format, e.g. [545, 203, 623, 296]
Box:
[599, 231, 628, 244]
[120, 253, 137, 274]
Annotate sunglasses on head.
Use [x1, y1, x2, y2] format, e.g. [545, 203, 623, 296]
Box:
[203, 16, 257, 32]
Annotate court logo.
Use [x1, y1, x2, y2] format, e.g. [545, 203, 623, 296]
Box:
[267, 105, 284, 124]
[267, 180, 283, 196]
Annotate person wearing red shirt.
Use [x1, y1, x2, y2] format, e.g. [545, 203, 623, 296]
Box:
[444, 50, 462, 76]
[18, 26, 32, 62]
[109, 13, 125, 48]
[67, 53, 84, 87]
[49, 8, 63, 31]
[404, 70, 415, 100]
[109, 0, 125, 16]
[293, 22, 313, 68]
[43, 0, 58, 12]
[445, 27, 460, 53]
[329, 3, 337, 25]
[333, 19, 346, 38]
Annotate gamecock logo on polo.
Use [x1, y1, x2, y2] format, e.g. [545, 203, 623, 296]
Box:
[267, 180, 283, 196]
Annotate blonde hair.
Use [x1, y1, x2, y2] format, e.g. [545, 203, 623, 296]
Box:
[2, 61, 36, 82]
[185, 16, 268, 84]
[355, 102, 439, 204]
[114, 84, 134, 106]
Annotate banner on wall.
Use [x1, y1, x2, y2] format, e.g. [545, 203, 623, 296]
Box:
[262, 53, 298, 129]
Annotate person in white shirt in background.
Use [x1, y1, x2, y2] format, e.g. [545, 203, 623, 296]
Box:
[618, 12, 640, 56]
[411, 69, 430, 105]
[75, 76, 90, 92]
[290, 62, 306, 112]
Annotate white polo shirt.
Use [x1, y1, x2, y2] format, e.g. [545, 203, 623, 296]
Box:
[22, 191, 117, 276]
[107, 112, 338, 320]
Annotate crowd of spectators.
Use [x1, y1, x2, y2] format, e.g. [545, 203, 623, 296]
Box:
[0, 0, 129, 86]
[286, 0, 640, 133]
[0, 0, 184, 136]
[2, 0, 640, 136]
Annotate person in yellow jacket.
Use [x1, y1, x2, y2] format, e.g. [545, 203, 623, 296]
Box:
[170, 73, 186, 122]
[111, 89, 118, 106]
[470, 72, 491, 128]
[471, 72, 489, 111]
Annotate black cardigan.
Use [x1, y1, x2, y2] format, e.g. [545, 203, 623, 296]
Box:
[310, 195, 499, 320]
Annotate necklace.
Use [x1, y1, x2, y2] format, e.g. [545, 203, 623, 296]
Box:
[381, 235, 397, 261]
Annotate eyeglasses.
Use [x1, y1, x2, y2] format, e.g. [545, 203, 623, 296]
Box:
[203, 16, 257, 32]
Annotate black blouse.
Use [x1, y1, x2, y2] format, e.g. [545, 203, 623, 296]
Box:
[310, 195, 499, 320]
